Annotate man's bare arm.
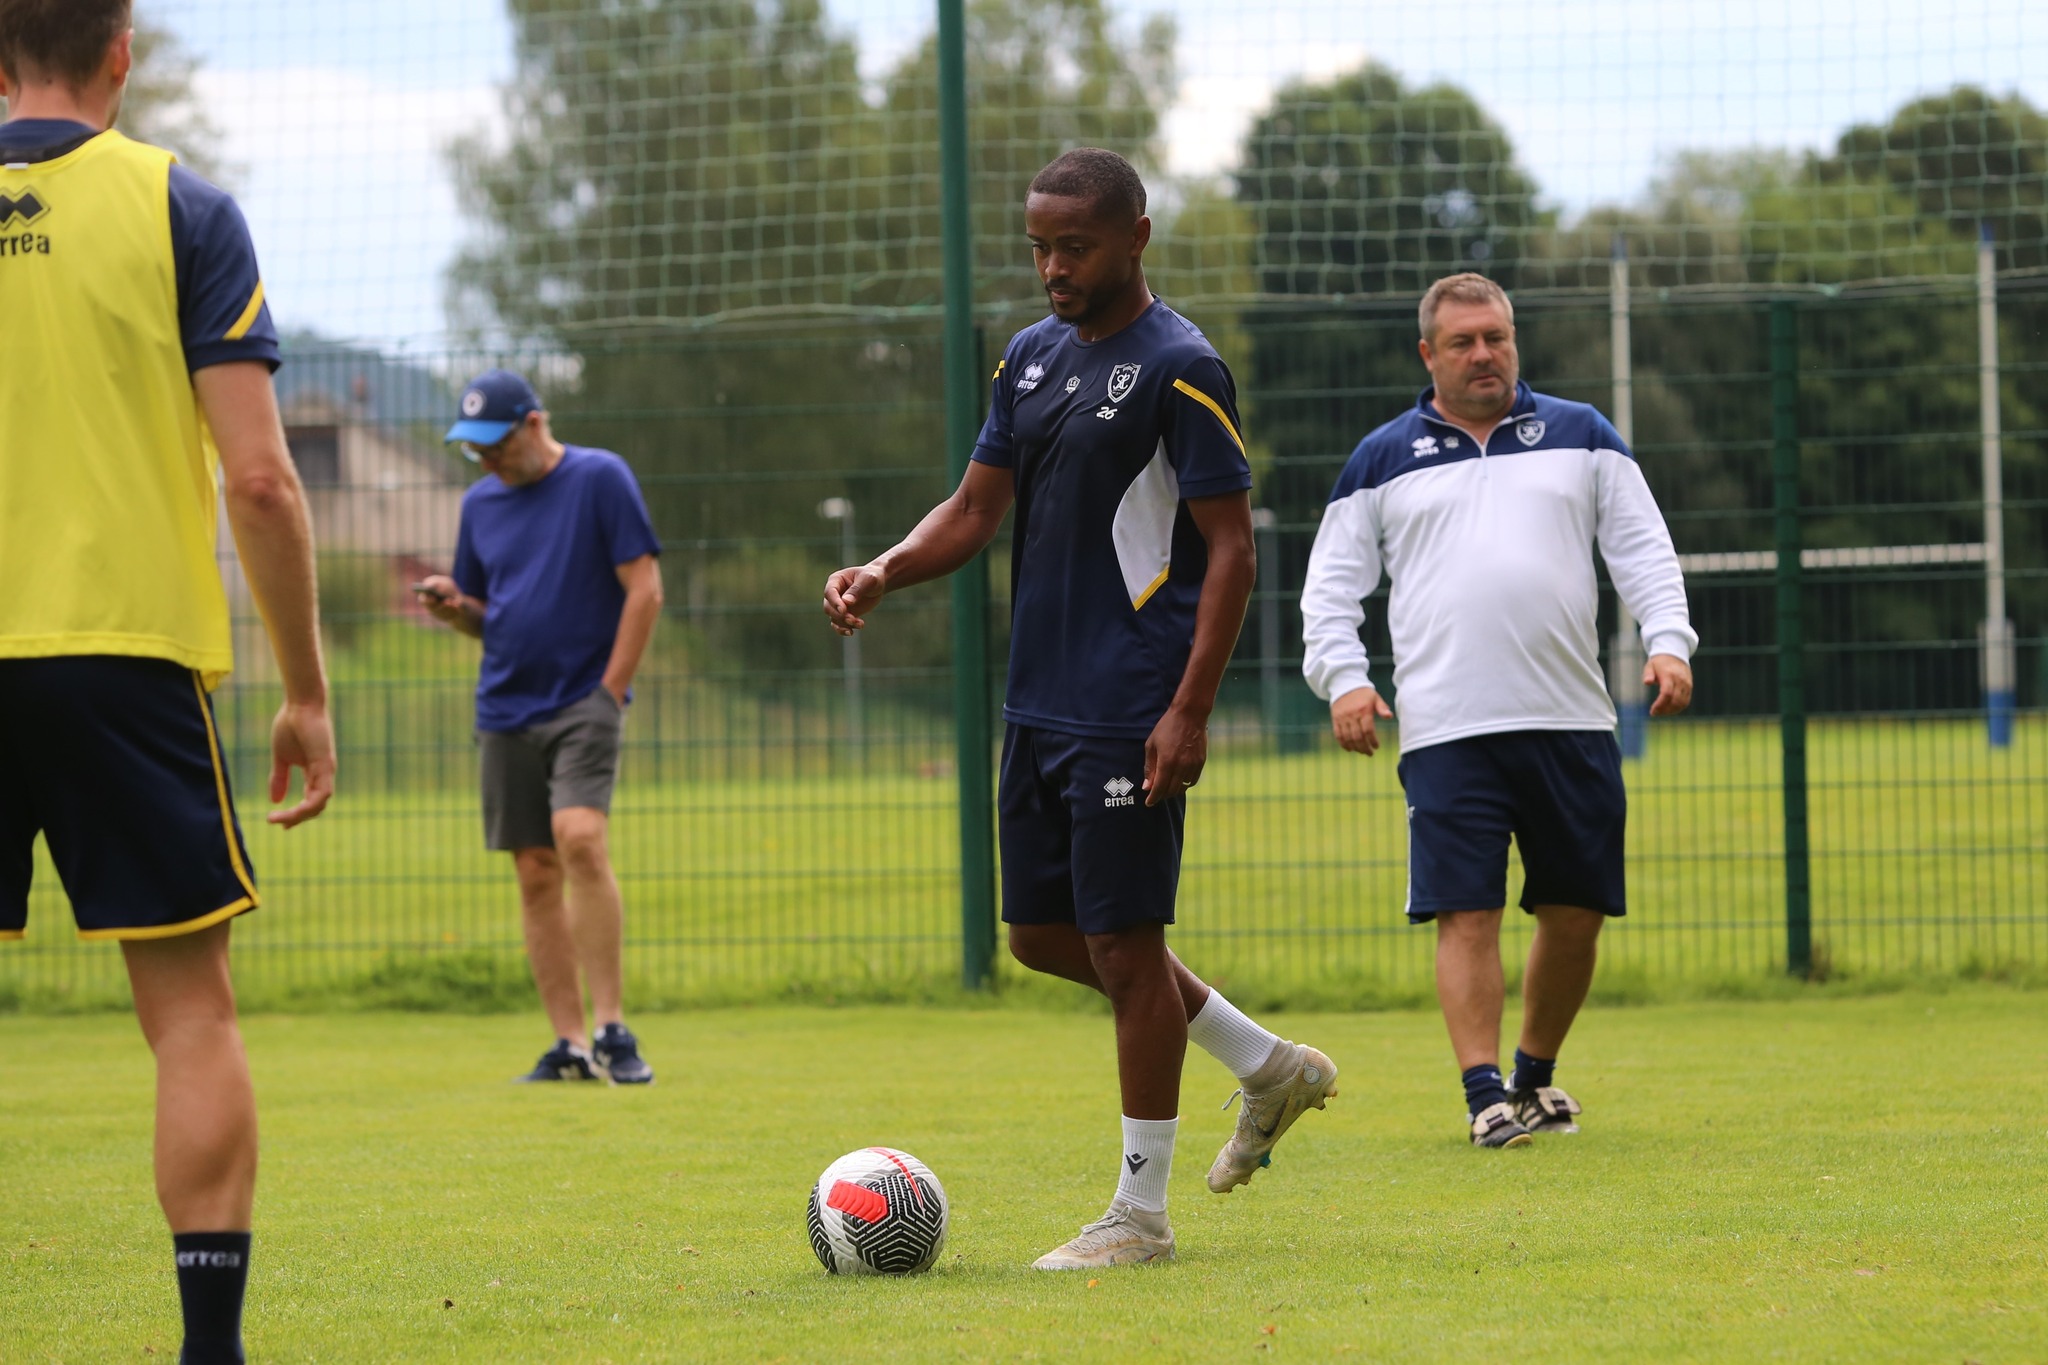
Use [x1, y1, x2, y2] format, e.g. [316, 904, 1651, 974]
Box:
[414, 574, 485, 639]
[823, 462, 1014, 633]
[1143, 490, 1256, 805]
[602, 554, 663, 702]
[195, 361, 335, 826]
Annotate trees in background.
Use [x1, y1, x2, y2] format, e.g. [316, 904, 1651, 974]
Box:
[445, 3, 2043, 711]
[448, 0, 1174, 685]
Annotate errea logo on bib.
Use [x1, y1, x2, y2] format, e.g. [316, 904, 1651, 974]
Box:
[0, 187, 50, 227]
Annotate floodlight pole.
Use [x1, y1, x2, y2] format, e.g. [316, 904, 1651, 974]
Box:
[1977, 224, 2014, 749]
[938, 0, 997, 988]
[1771, 300, 1812, 979]
[818, 498, 863, 759]
[1252, 508, 1281, 747]
[1608, 235, 1649, 759]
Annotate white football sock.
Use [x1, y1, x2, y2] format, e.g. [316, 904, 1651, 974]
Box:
[1187, 989, 1287, 1081]
[1113, 1116, 1177, 1214]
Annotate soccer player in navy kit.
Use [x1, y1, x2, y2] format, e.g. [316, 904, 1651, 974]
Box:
[824, 149, 1336, 1270]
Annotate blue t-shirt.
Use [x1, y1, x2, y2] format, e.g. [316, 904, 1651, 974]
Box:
[452, 445, 662, 731]
[971, 299, 1253, 738]
[0, 119, 280, 373]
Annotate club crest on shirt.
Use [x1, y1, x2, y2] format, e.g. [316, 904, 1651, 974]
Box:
[1064, 376, 1080, 394]
[1515, 419, 1546, 447]
[1106, 363, 1142, 404]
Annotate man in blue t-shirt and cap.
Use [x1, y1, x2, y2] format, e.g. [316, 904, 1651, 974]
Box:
[420, 368, 664, 1084]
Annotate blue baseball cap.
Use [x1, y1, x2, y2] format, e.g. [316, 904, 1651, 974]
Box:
[445, 368, 542, 446]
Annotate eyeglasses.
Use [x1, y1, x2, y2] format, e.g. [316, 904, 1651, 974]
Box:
[461, 432, 515, 463]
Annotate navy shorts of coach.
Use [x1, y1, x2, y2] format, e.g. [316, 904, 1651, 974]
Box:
[0, 656, 259, 941]
[998, 725, 1183, 936]
[1395, 729, 1626, 924]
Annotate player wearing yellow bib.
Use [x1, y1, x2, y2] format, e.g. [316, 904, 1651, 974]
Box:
[0, 2, 334, 1360]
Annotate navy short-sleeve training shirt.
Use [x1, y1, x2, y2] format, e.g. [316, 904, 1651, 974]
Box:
[452, 445, 662, 731]
[972, 298, 1252, 739]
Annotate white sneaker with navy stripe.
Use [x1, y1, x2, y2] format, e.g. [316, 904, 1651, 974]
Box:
[1510, 1084, 1581, 1134]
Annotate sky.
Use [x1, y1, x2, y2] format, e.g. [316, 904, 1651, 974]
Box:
[144, 0, 2048, 349]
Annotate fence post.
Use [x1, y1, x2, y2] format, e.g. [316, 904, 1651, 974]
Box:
[1609, 234, 1648, 758]
[1252, 508, 1281, 746]
[938, 0, 996, 989]
[1770, 299, 1812, 977]
[1977, 223, 2015, 748]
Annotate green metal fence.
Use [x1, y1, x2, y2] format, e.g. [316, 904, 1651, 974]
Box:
[8, 284, 2042, 1008]
[4, 1, 2046, 1008]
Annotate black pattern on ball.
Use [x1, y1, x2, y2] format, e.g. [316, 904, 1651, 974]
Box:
[805, 1187, 839, 1273]
[842, 1171, 946, 1275]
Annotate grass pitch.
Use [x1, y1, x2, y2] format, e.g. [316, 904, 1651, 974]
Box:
[2, 988, 2042, 1362]
[9, 716, 2045, 1011]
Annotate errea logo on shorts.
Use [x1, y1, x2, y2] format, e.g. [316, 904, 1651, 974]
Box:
[1103, 776, 1136, 807]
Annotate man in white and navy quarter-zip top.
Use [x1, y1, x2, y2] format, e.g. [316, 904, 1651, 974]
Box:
[1300, 273, 1696, 1149]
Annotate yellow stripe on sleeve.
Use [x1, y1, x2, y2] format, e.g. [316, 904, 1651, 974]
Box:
[1172, 379, 1246, 458]
[992, 359, 1006, 380]
[224, 280, 266, 341]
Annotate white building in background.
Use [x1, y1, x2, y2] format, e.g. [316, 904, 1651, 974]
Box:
[217, 342, 471, 678]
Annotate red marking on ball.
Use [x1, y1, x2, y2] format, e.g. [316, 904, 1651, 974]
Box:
[866, 1148, 927, 1207]
[826, 1180, 889, 1223]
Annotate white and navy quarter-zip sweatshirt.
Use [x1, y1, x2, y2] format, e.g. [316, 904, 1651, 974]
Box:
[1300, 382, 1696, 753]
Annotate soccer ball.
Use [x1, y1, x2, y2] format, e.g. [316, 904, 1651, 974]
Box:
[805, 1146, 949, 1275]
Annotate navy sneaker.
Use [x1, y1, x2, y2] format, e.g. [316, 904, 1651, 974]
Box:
[593, 1022, 654, 1085]
[519, 1038, 602, 1082]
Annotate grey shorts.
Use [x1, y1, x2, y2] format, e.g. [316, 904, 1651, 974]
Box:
[478, 687, 625, 851]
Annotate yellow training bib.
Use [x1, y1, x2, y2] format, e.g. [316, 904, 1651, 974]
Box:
[0, 130, 234, 684]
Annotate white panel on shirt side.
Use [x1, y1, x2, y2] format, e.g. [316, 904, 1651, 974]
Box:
[1111, 439, 1179, 607]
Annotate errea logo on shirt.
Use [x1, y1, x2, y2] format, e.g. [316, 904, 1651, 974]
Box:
[1103, 776, 1136, 807]
[1016, 362, 1045, 393]
[0, 187, 50, 227]
[1411, 436, 1439, 459]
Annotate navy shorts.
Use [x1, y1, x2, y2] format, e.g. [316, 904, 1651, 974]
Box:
[1396, 730, 1626, 923]
[0, 657, 259, 941]
[997, 724, 1182, 936]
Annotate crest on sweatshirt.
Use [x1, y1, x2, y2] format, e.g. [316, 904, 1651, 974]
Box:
[1515, 419, 1546, 447]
